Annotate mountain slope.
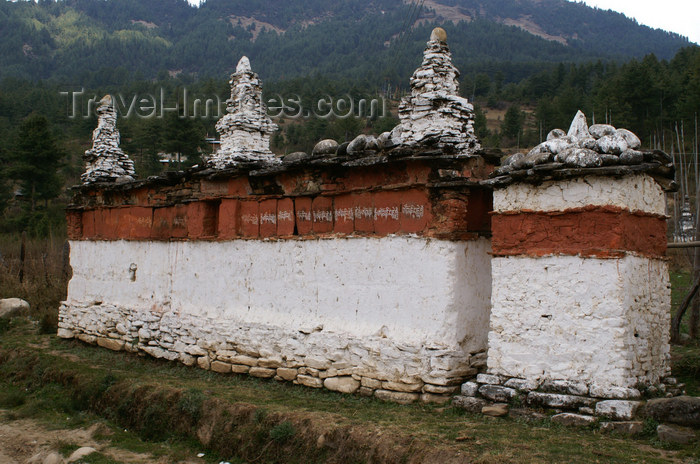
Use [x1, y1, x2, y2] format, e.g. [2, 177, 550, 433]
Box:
[0, 0, 693, 85]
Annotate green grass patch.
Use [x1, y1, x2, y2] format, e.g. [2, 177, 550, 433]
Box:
[672, 341, 700, 396]
[0, 321, 698, 464]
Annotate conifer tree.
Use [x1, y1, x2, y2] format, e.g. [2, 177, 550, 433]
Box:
[9, 113, 65, 212]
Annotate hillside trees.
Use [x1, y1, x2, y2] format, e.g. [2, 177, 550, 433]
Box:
[501, 104, 525, 142]
[0, 0, 692, 84]
[9, 114, 66, 212]
[163, 112, 207, 169]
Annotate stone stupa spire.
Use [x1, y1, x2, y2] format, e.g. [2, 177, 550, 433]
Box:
[394, 28, 480, 153]
[208, 56, 279, 168]
[81, 95, 136, 184]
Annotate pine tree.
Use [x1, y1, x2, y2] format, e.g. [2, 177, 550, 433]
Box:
[501, 104, 525, 141]
[9, 113, 65, 212]
[163, 112, 205, 169]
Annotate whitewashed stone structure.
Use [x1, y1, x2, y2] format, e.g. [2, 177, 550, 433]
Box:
[207, 56, 279, 168]
[81, 95, 135, 183]
[455, 112, 676, 417]
[392, 27, 480, 153]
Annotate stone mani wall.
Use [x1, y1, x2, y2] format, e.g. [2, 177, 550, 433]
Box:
[59, 31, 676, 408]
[59, 157, 495, 403]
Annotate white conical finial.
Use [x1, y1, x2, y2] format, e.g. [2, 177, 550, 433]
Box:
[209, 56, 279, 168]
[236, 56, 251, 73]
[392, 25, 480, 154]
[99, 94, 113, 107]
[81, 95, 136, 183]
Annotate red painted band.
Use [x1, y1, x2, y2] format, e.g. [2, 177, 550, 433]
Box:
[491, 208, 667, 259]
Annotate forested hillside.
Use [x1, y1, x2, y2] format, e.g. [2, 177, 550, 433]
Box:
[0, 0, 698, 237]
[0, 0, 692, 85]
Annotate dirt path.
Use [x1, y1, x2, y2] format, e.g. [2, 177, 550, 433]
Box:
[0, 411, 162, 464]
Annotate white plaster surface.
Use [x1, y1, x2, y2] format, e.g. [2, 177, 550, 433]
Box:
[61, 236, 492, 384]
[488, 254, 671, 389]
[493, 174, 666, 215]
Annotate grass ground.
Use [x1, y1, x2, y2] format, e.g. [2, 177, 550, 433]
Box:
[0, 319, 699, 464]
[669, 263, 700, 396]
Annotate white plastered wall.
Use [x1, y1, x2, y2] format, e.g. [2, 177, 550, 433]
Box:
[489, 255, 670, 388]
[61, 236, 492, 383]
[493, 173, 666, 215]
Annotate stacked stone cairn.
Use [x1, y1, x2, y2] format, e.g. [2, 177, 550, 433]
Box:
[208, 56, 279, 169]
[391, 27, 480, 154]
[496, 110, 671, 174]
[290, 28, 483, 161]
[81, 95, 135, 184]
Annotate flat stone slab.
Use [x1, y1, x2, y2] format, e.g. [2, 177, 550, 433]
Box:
[595, 400, 641, 421]
[528, 392, 595, 409]
[644, 396, 700, 427]
[551, 413, 596, 427]
[541, 380, 588, 396]
[478, 385, 517, 402]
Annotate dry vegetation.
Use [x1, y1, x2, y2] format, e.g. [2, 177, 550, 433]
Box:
[0, 234, 70, 333]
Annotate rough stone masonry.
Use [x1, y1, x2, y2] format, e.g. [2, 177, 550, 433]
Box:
[58, 29, 677, 412]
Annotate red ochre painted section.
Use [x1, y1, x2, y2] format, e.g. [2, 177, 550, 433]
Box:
[491, 206, 667, 259]
[66, 158, 497, 241]
[68, 188, 491, 241]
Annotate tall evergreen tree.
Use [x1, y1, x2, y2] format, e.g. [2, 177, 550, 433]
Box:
[501, 104, 525, 141]
[163, 113, 206, 169]
[0, 145, 9, 215]
[9, 113, 65, 212]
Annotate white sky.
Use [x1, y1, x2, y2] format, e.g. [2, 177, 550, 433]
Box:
[185, 0, 699, 45]
[580, 0, 699, 44]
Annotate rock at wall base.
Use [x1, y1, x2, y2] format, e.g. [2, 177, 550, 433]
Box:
[57, 328, 75, 339]
[249, 367, 276, 378]
[297, 375, 323, 388]
[96, 337, 125, 351]
[276, 367, 298, 381]
[595, 400, 641, 421]
[210, 361, 232, 373]
[551, 413, 596, 427]
[643, 396, 700, 427]
[656, 424, 697, 444]
[453, 396, 487, 413]
[324, 376, 360, 394]
[374, 389, 419, 404]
